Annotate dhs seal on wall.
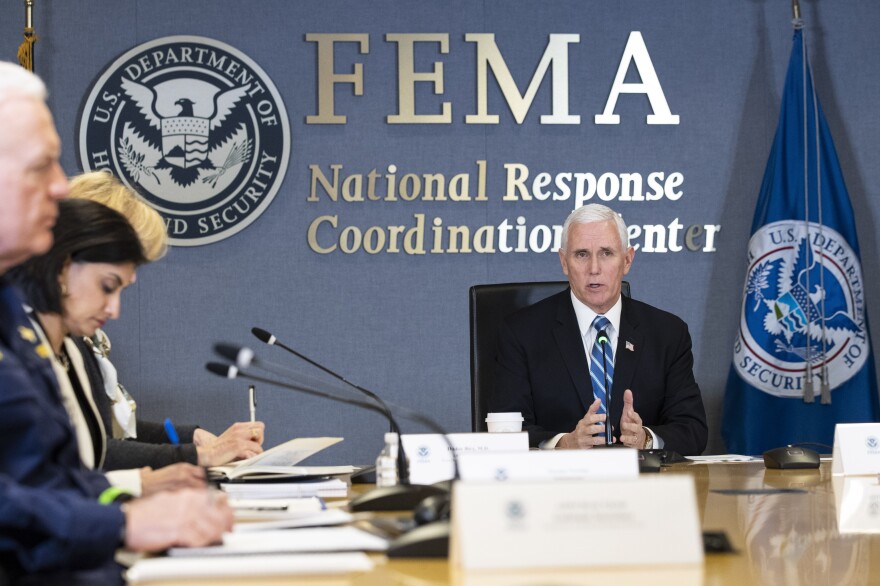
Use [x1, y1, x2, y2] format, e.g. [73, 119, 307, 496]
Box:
[78, 36, 290, 246]
[733, 220, 868, 398]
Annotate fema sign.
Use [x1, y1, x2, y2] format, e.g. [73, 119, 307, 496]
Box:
[734, 220, 868, 398]
[77, 36, 290, 245]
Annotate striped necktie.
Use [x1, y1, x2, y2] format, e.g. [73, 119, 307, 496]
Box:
[589, 315, 613, 415]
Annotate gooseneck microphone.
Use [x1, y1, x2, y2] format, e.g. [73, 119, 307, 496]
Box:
[244, 331, 411, 486]
[209, 341, 460, 557]
[205, 361, 386, 418]
[250, 329, 416, 478]
[596, 329, 614, 446]
[215, 338, 458, 513]
[252, 327, 384, 406]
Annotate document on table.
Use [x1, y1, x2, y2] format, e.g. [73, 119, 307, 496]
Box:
[229, 496, 326, 515]
[126, 552, 373, 583]
[686, 454, 759, 463]
[211, 437, 350, 480]
[220, 478, 348, 499]
[233, 509, 353, 531]
[167, 526, 388, 557]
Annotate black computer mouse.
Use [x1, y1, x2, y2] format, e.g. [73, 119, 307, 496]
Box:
[413, 494, 451, 526]
[763, 446, 820, 469]
[638, 450, 662, 473]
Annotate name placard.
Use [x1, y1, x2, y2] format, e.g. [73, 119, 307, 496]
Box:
[832, 423, 880, 476]
[832, 475, 880, 534]
[451, 476, 703, 570]
[401, 433, 528, 485]
[457, 448, 638, 482]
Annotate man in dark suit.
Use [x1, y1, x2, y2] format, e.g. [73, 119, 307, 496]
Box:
[489, 204, 707, 455]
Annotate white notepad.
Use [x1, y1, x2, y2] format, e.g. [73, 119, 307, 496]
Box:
[126, 552, 373, 583]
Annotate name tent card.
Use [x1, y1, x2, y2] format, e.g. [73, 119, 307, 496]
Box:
[451, 476, 703, 570]
[832, 475, 880, 534]
[832, 423, 880, 475]
[401, 432, 528, 484]
[456, 448, 638, 482]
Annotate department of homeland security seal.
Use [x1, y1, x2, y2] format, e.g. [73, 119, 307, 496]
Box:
[734, 220, 868, 398]
[77, 36, 290, 246]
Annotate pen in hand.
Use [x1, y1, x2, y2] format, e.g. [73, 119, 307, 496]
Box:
[248, 385, 256, 423]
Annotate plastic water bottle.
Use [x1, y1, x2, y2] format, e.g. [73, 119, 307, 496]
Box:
[375, 432, 399, 487]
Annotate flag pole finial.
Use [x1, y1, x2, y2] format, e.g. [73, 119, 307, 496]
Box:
[791, 0, 804, 29]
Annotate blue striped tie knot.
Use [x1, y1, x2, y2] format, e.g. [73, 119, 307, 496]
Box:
[590, 315, 613, 415]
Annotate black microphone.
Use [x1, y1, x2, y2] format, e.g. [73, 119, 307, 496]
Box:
[212, 341, 456, 513]
[206, 361, 386, 417]
[596, 329, 613, 446]
[249, 329, 411, 482]
[210, 344, 457, 558]
[214, 342, 399, 431]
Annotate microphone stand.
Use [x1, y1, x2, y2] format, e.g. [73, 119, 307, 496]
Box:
[250, 330, 413, 485]
[214, 344, 457, 512]
[247, 331, 454, 508]
[207, 360, 454, 556]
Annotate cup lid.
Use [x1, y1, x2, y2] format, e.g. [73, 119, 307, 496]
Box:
[486, 412, 524, 421]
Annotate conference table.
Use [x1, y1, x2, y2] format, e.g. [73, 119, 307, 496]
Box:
[137, 461, 880, 585]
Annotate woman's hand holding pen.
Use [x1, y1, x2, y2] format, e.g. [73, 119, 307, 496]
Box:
[194, 421, 265, 467]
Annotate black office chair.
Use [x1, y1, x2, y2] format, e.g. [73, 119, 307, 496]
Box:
[468, 281, 630, 432]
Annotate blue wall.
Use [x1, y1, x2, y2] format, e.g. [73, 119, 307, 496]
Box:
[2, 1, 879, 463]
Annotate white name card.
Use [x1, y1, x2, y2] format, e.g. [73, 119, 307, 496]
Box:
[832, 423, 880, 475]
[457, 448, 638, 482]
[401, 433, 528, 485]
[832, 475, 880, 534]
[451, 476, 703, 570]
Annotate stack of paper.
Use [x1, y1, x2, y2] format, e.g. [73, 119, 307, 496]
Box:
[221, 478, 348, 499]
[126, 552, 373, 583]
[167, 527, 388, 557]
[229, 496, 326, 515]
[233, 509, 353, 532]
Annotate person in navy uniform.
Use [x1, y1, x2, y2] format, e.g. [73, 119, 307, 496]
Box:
[0, 61, 233, 584]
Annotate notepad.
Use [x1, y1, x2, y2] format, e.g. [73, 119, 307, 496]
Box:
[126, 552, 373, 583]
[167, 526, 388, 557]
[211, 437, 352, 480]
[221, 478, 348, 499]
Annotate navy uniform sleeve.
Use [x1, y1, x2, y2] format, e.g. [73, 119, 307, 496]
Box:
[0, 475, 123, 573]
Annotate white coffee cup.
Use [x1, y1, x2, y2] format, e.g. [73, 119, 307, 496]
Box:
[485, 412, 524, 433]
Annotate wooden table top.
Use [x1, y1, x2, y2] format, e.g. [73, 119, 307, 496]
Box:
[135, 461, 880, 586]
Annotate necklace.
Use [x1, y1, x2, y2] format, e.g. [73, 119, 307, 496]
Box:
[56, 347, 71, 371]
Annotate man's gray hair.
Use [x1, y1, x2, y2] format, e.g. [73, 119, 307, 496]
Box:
[0, 61, 47, 108]
[560, 204, 629, 251]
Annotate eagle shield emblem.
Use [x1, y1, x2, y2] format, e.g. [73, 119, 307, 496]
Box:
[734, 220, 868, 398]
[78, 36, 290, 246]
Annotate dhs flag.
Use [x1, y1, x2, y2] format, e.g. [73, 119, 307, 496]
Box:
[722, 26, 880, 455]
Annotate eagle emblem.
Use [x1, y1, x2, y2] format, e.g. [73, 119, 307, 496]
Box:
[119, 77, 253, 188]
[735, 220, 868, 398]
[750, 236, 860, 362]
[78, 36, 290, 246]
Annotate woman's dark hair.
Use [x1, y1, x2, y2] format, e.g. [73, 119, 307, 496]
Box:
[9, 199, 147, 314]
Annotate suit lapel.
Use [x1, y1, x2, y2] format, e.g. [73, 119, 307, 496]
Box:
[612, 296, 643, 426]
[552, 292, 593, 412]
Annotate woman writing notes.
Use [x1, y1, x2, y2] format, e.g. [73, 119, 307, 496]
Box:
[66, 172, 267, 470]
